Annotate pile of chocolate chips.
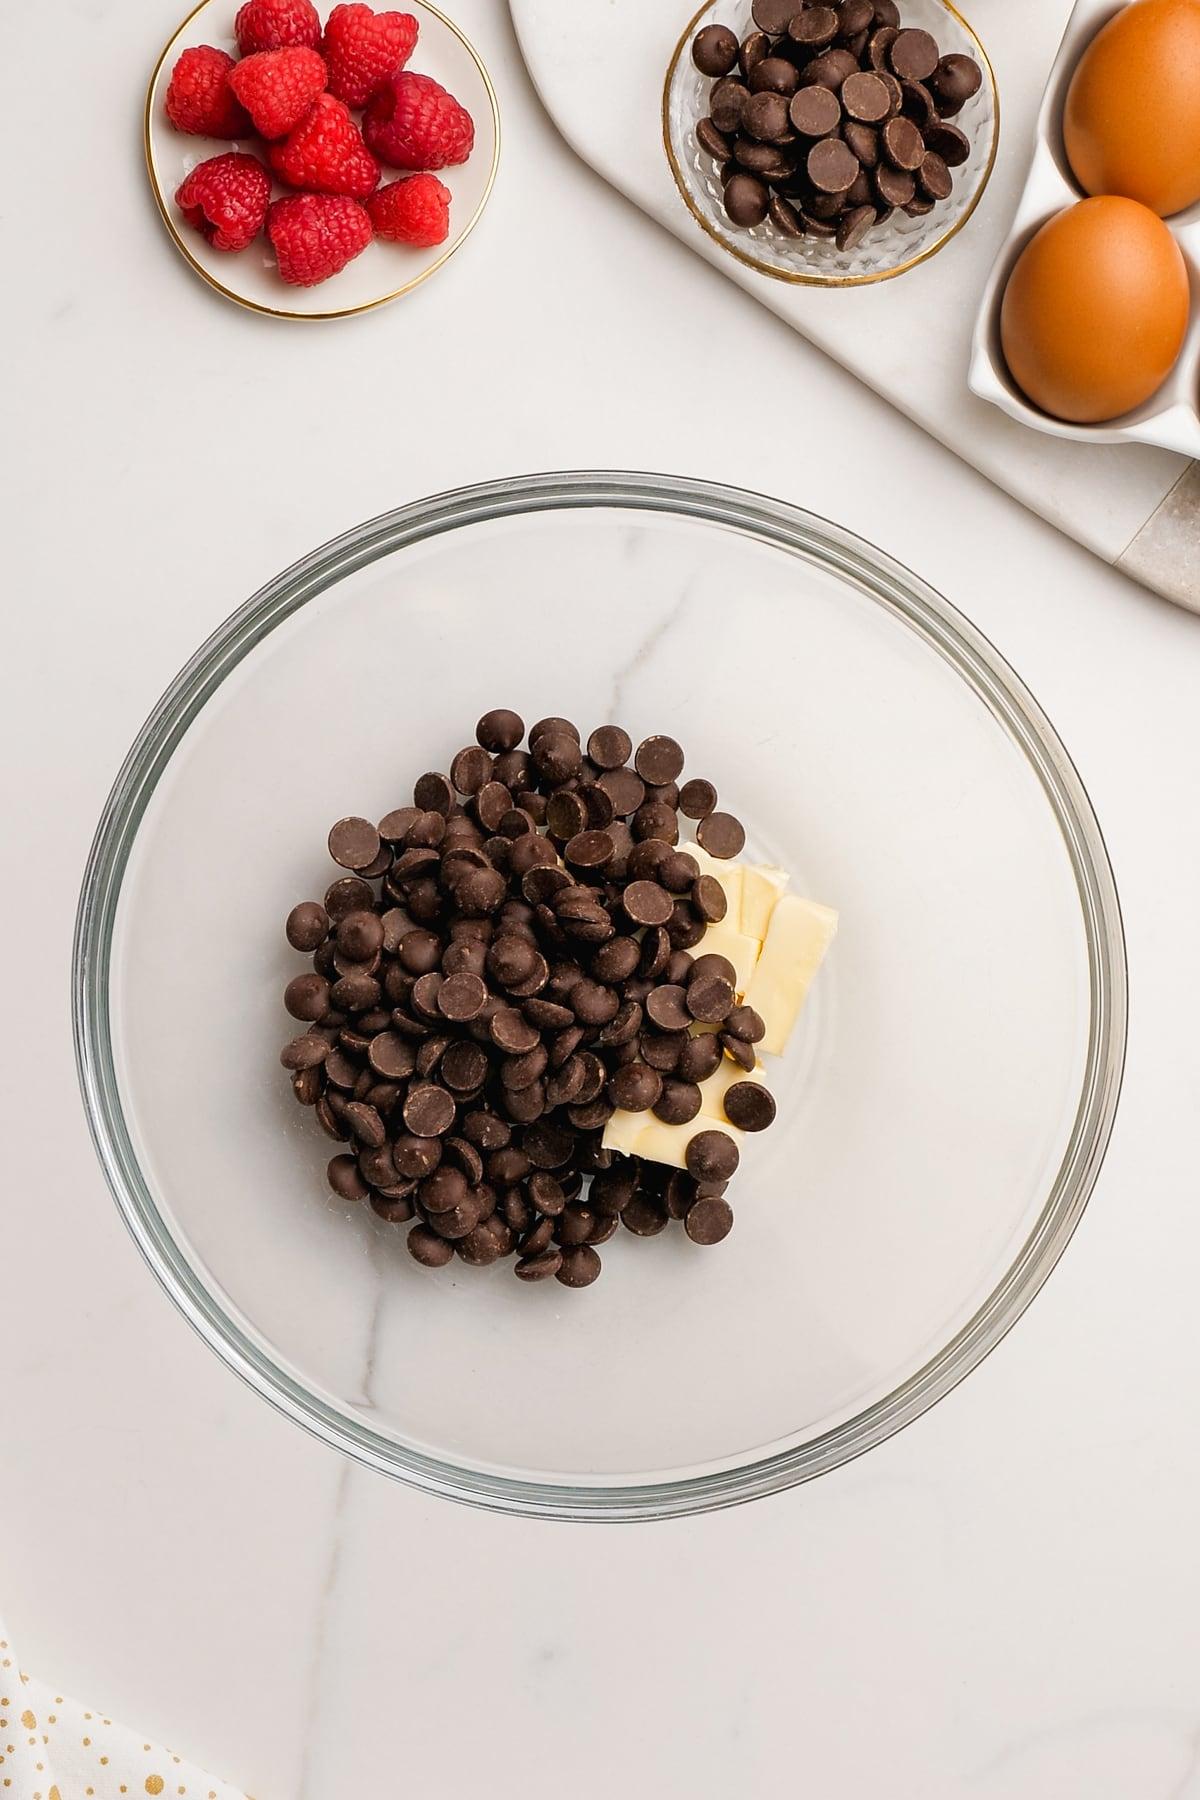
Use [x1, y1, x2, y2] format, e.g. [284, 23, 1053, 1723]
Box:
[279, 712, 777, 1290]
[691, 0, 982, 251]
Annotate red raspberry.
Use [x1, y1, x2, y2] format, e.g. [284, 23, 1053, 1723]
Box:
[165, 46, 250, 138]
[175, 151, 271, 251]
[268, 193, 373, 285]
[363, 71, 475, 171]
[269, 94, 380, 198]
[234, 0, 321, 54]
[321, 3, 419, 109]
[228, 46, 327, 140]
[367, 173, 451, 247]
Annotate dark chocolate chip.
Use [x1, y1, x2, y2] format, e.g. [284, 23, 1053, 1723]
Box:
[929, 52, 981, 115]
[327, 818, 381, 872]
[529, 716, 580, 746]
[874, 160, 915, 205]
[899, 77, 937, 125]
[751, 0, 799, 32]
[745, 89, 793, 143]
[881, 114, 925, 170]
[686, 1129, 741, 1182]
[688, 976, 735, 1024]
[841, 68, 889, 120]
[634, 736, 685, 786]
[789, 4, 837, 46]
[924, 119, 970, 166]
[653, 1079, 703, 1126]
[790, 84, 841, 136]
[723, 1081, 776, 1131]
[685, 1196, 735, 1245]
[837, 203, 877, 249]
[596, 766, 646, 816]
[622, 880, 674, 927]
[621, 1194, 669, 1237]
[769, 194, 806, 236]
[609, 1061, 663, 1112]
[695, 811, 746, 858]
[286, 902, 329, 951]
[710, 75, 751, 134]
[749, 55, 801, 97]
[515, 1248, 563, 1282]
[725, 1004, 766, 1043]
[739, 29, 772, 76]
[888, 26, 938, 81]
[476, 709, 524, 752]
[408, 1224, 455, 1267]
[801, 47, 859, 89]
[555, 1244, 602, 1287]
[645, 985, 691, 1032]
[280, 1033, 329, 1071]
[693, 875, 728, 923]
[692, 22, 739, 75]
[807, 135, 859, 192]
[402, 1083, 456, 1137]
[327, 1154, 368, 1201]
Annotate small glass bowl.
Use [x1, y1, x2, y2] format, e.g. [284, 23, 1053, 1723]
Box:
[664, 0, 999, 286]
[74, 472, 1125, 1522]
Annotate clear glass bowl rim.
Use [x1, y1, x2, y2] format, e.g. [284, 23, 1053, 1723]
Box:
[72, 470, 1128, 1523]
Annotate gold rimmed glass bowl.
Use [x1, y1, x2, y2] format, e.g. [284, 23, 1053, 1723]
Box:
[664, 0, 998, 286]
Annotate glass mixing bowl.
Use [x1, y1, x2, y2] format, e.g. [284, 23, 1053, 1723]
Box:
[74, 472, 1125, 1520]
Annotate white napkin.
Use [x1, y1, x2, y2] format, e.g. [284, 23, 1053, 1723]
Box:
[0, 1617, 247, 1800]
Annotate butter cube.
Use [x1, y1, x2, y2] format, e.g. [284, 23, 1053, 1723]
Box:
[601, 1109, 647, 1157]
[745, 894, 839, 1055]
[739, 863, 790, 939]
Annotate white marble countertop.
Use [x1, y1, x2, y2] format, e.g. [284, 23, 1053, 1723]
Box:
[4, 1, 1199, 1795]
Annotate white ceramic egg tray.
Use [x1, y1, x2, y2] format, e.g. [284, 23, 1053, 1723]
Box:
[969, 0, 1200, 457]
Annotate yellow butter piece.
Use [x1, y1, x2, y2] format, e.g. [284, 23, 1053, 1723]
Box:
[601, 1111, 693, 1171]
[745, 894, 839, 1055]
[739, 863, 790, 939]
[692, 918, 760, 996]
[626, 1119, 690, 1171]
[600, 1109, 647, 1157]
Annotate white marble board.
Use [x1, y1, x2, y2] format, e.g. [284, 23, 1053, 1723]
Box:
[507, 0, 1199, 611]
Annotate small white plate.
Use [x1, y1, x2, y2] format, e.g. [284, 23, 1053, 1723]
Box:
[145, 0, 500, 320]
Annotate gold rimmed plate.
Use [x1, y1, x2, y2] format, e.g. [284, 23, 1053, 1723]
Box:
[145, 0, 500, 320]
[664, 0, 998, 287]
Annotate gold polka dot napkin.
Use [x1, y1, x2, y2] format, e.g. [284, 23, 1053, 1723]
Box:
[0, 1622, 248, 1800]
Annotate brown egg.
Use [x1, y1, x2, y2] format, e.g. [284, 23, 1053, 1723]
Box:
[1000, 197, 1190, 423]
[1064, 0, 1200, 217]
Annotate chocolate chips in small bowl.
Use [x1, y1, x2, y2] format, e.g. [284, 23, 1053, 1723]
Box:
[666, 0, 994, 282]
